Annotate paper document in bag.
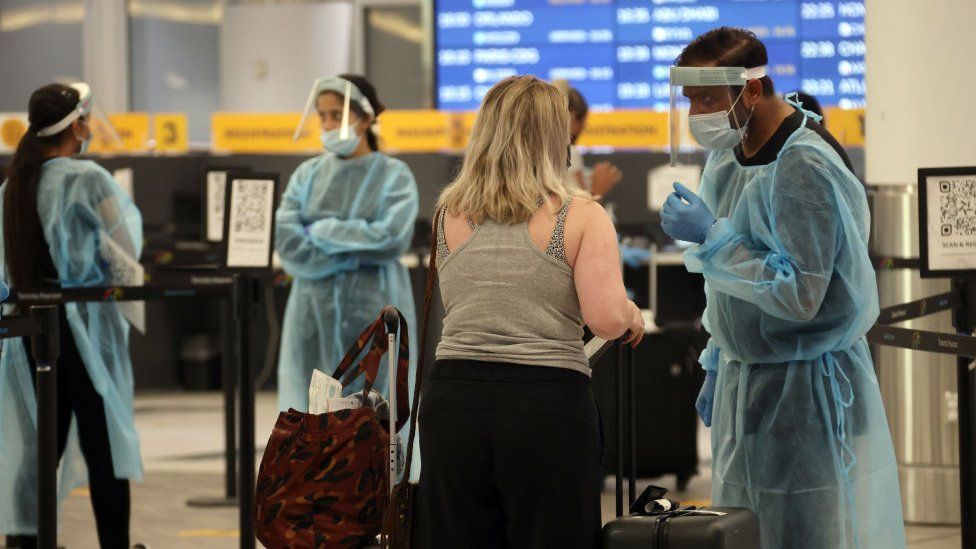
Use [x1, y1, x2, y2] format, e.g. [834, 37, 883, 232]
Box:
[322, 397, 361, 414]
[308, 369, 343, 414]
[98, 231, 145, 334]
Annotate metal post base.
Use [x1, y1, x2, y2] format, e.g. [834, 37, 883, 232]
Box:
[186, 496, 239, 508]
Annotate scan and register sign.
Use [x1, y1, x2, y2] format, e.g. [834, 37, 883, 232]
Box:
[920, 167, 976, 278]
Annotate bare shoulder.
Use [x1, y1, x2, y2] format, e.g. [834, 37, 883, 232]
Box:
[567, 196, 611, 228]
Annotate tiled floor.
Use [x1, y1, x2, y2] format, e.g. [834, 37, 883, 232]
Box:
[21, 392, 966, 548]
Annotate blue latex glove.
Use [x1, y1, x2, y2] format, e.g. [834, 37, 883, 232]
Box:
[660, 182, 715, 244]
[620, 245, 651, 268]
[696, 370, 717, 427]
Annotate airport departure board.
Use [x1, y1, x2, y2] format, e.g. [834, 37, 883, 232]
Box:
[435, 0, 866, 111]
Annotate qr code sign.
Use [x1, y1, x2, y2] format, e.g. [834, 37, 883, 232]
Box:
[232, 180, 270, 234]
[939, 178, 976, 237]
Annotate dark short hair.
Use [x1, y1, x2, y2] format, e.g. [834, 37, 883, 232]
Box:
[676, 27, 775, 96]
[567, 87, 588, 121]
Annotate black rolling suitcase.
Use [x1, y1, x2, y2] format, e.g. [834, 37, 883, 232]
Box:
[596, 338, 762, 549]
[602, 507, 761, 549]
[591, 328, 706, 490]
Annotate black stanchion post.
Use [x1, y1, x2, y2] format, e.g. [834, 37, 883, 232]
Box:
[234, 274, 259, 549]
[627, 344, 637, 506]
[222, 298, 238, 500]
[187, 297, 238, 508]
[30, 305, 59, 549]
[953, 276, 976, 549]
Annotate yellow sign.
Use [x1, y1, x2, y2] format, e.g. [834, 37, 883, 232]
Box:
[449, 112, 479, 150]
[438, 110, 668, 151]
[202, 107, 861, 154]
[0, 114, 28, 153]
[153, 113, 189, 153]
[377, 111, 453, 152]
[824, 107, 865, 147]
[89, 113, 150, 154]
[576, 110, 669, 149]
[211, 113, 319, 154]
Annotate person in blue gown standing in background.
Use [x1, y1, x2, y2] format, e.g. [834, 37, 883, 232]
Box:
[275, 74, 419, 419]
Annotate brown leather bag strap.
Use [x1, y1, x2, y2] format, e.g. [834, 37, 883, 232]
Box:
[332, 314, 385, 399]
[331, 308, 412, 431]
[398, 208, 441, 483]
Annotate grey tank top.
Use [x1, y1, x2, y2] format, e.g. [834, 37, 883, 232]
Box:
[435, 198, 589, 375]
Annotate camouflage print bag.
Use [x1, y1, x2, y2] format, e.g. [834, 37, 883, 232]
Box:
[256, 308, 410, 548]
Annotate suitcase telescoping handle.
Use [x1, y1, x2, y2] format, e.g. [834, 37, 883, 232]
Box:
[584, 336, 613, 366]
[585, 335, 638, 517]
[384, 308, 399, 495]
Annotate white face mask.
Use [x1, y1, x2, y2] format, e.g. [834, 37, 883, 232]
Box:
[321, 127, 361, 157]
[688, 88, 754, 150]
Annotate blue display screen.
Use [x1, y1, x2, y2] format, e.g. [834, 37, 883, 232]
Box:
[435, 0, 866, 111]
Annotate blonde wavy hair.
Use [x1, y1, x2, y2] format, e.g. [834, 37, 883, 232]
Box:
[437, 75, 577, 225]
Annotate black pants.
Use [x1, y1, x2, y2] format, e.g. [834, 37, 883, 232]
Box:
[418, 359, 602, 549]
[11, 309, 130, 549]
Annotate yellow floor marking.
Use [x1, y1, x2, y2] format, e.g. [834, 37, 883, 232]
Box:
[69, 487, 90, 497]
[177, 529, 240, 538]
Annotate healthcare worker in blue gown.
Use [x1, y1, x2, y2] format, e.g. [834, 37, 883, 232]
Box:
[275, 74, 418, 420]
[0, 83, 143, 547]
[661, 28, 906, 549]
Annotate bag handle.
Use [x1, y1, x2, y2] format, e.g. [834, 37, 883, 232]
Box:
[331, 306, 412, 432]
[396, 208, 441, 484]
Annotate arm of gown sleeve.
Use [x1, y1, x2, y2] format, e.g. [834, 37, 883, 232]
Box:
[274, 167, 359, 279]
[306, 166, 419, 260]
[97, 190, 143, 259]
[58, 170, 143, 286]
[684, 154, 838, 322]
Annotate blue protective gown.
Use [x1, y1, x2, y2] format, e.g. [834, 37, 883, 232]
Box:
[685, 113, 906, 549]
[275, 151, 418, 412]
[0, 157, 143, 534]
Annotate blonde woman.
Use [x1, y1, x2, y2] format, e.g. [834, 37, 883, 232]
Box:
[418, 76, 643, 548]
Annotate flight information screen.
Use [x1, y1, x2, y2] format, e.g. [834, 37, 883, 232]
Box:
[435, 1, 866, 111]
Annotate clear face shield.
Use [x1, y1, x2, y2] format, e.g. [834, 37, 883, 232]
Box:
[669, 66, 766, 166]
[293, 76, 376, 156]
[36, 83, 122, 153]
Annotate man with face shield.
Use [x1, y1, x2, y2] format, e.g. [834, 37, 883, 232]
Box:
[0, 83, 143, 547]
[276, 75, 418, 421]
[660, 28, 905, 549]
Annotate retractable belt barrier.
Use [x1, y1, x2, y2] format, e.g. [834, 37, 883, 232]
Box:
[868, 281, 976, 549]
[6, 278, 234, 306]
[4, 273, 262, 549]
[868, 287, 976, 358]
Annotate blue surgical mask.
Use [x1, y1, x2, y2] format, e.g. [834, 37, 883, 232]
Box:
[688, 88, 753, 150]
[321, 127, 361, 157]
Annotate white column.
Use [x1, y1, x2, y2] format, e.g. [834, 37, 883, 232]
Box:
[82, 0, 129, 112]
[865, 0, 976, 186]
[220, 3, 354, 112]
